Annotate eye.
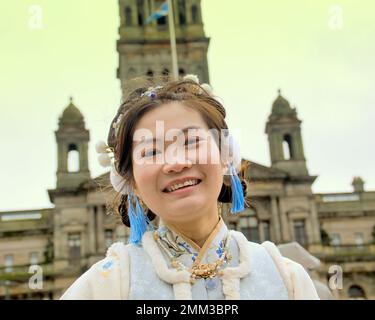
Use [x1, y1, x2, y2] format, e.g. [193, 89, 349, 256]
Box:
[185, 136, 200, 146]
[143, 149, 160, 158]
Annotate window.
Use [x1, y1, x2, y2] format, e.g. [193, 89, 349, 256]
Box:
[178, 0, 186, 25]
[282, 134, 293, 160]
[178, 68, 185, 76]
[117, 234, 128, 244]
[331, 233, 341, 246]
[162, 68, 169, 76]
[105, 229, 114, 248]
[157, 16, 166, 25]
[67, 143, 79, 172]
[137, 0, 144, 26]
[146, 69, 154, 77]
[263, 221, 271, 241]
[68, 233, 81, 265]
[5, 255, 13, 273]
[293, 220, 307, 246]
[228, 221, 237, 231]
[191, 5, 199, 24]
[348, 285, 366, 299]
[155, 0, 167, 26]
[125, 7, 132, 26]
[355, 233, 364, 247]
[239, 209, 260, 243]
[30, 252, 38, 265]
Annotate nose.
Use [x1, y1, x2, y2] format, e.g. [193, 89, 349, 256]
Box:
[162, 158, 193, 174]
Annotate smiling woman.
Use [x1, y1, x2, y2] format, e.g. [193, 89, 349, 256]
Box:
[60, 75, 319, 300]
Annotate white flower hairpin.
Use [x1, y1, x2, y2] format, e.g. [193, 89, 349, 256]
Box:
[183, 74, 214, 96]
[95, 140, 129, 195]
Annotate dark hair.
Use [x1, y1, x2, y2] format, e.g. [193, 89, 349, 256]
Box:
[107, 77, 247, 227]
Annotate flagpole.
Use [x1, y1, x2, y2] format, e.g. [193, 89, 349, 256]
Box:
[167, 0, 179, 80]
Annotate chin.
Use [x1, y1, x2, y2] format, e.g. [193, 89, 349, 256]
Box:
[165, 198, 209, 219]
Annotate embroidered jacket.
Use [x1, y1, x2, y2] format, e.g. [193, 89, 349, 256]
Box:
[61, 219, 319, 300]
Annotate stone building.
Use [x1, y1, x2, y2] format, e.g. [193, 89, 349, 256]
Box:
[0, 0, 374, 299]
[117, 0, 210, 95]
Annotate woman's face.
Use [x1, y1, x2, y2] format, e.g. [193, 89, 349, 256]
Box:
[131, 101, 225, 224]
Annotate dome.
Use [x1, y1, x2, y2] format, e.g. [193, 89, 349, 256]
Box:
[271, 89, 294, 115]
[60, 97, 84, 124]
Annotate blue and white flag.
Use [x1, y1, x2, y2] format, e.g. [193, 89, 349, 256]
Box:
[146, 1, 169, 24]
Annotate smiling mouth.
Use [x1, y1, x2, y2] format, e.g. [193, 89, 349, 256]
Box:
[163, 179, 202, 193]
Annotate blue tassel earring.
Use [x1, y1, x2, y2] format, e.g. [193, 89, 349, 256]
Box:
[127, 192, 151, 244]
[229, 164, 245, 214]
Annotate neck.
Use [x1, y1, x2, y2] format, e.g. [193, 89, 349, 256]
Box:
[164, 210, 220, 248]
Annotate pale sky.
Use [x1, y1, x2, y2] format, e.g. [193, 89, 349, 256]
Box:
[0, 0, 374, 211]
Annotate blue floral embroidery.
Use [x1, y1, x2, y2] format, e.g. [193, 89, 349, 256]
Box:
[102, 260, 114, 270]
[216, 240, 225, 258]
[191, 253, 198, 262]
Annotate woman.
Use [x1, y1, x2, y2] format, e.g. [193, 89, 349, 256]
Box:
[61, 75, 319, 300]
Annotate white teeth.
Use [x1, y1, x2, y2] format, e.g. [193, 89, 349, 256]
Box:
[166, 179, 199, 192]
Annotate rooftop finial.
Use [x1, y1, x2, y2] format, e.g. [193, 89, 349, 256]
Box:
[69, 96, 73, 103]
[277, 88, 281, 95]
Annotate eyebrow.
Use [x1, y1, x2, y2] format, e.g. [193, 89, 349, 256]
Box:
[134, 125, 203, 146]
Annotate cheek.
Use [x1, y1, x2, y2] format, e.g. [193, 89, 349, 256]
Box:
[194, 138, 222, 165]
[132, 164, 158, 196]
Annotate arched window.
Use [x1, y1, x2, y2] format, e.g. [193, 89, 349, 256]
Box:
[125, 7, 132, 26]
[137, 0, 144, 26]
[282, 134, 294, 160]
[348, 285, 366, 299]
[191, 5, 199, 24]
[178, 0, 186, 25]
[67, 143, 79, 172]
[146, 69, 154, 77]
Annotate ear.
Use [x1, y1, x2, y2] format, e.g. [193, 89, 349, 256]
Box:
[221, 160, 230, 176]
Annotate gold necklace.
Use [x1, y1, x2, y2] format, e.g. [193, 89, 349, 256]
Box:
[154, 231, 232, 284]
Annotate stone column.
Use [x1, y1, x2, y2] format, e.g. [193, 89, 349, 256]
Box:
[81, 143, 89, 171]
[270, 196, 282, 243]
[54, 210, 62, 258]
[96, 205, 105, 254]
[144, 0, 150, 17]
[309, 199, 322, 244]
[131, 0, 138, 26]
[259, 222, 265, 243]
[150, 0, 156, 26]
[173, 0, 179, 26]
[305, 217, 313, 246]
[87, 206, 96, 254]
[278, 198, 291, 242]
[186, 0, 192, 24]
